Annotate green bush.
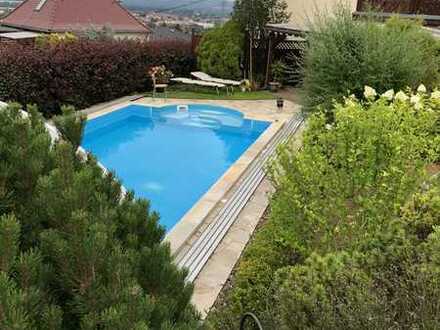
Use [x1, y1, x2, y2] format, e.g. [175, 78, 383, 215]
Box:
[197, 21, 244, 80]
[302, 8, 440, 113]
[208, 88, 440, 329]
[0, 104, 199, 329]
[0, 40, 196, 116]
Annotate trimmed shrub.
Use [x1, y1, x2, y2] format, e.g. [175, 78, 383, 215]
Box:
[0, 104, 199, 329]
[302, 8, 440, 113]
[0, 40, 196, 116]
[197, 21, 244, 80]
[207, 88, 440, 329]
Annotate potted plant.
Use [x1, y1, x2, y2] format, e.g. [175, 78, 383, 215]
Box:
[269, 61, 287, 92]
[148, 65, 173, 84]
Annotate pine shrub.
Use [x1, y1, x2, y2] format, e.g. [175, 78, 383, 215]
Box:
[0, 103, 199, 329]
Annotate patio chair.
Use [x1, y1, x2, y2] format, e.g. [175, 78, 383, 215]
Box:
[171, 78, 226, 95]
[191, 71, 243, 94]
[152, 76, 168, 99]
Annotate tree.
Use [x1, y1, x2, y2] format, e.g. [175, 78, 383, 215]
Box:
[233, 0, 290, 83]
[197, 21, 244, 80]
[0, 103, 199, 329]
[233, 0, 290, 33]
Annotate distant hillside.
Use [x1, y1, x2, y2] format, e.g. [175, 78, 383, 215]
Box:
[122, 0, 233, 15]
[1, 0, 233, 16]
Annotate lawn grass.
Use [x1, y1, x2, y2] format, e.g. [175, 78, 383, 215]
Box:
[145, 85, 276, 100]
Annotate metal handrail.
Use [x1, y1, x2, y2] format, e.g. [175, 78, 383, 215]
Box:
[240, 312, 263, 330]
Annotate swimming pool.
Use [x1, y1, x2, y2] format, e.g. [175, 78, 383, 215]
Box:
[82, 104, 270, 230]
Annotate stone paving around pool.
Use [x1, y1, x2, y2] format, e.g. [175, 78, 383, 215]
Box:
[81, 97, 302, 317]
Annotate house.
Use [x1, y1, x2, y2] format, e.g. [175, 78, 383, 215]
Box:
[150, 26, 192, 42]
[0, 0, 150, 40]
[284, 0, 357, 31]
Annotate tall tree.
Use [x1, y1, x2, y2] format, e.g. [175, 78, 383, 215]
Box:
[197, 20, 244, 80]
[233, 0, 290, 83]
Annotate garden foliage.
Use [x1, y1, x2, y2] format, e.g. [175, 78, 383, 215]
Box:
[0, 104, 199, 329]
[0, 39, 196, 116]
[208, 87, 440, 329]
[197, 21, 244, 80]
[233, 0, 290, 33]
[302, 8, 440, 112]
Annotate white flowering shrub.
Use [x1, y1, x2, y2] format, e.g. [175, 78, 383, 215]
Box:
[208, 86, 440, 329]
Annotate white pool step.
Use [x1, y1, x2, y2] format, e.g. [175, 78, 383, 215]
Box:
[177, 115, 304, 283]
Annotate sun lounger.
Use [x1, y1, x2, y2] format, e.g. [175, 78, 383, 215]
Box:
[171, 78, 226, 95]
[191, 72, 243, 94]
[191, 72, 242, 86]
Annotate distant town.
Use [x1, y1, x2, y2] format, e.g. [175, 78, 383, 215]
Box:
[0, 0, 230, 41]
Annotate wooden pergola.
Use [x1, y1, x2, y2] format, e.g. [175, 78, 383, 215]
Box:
[263, 23, 307, 87]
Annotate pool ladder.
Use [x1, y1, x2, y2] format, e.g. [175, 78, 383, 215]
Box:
[177, 104, 189, 113]
[176, 114, 304, 283]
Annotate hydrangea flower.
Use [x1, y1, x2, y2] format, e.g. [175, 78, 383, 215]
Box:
[395, 91, 409, 102]
[410, 95, 423, 110]
[381, 89, 394, 101]
[344, 94, 357, 106]
[417, 84, 427, 93]
[431, 90, 440, 99]
[363, 86, 377, 100]
[410, 95, 421, 104]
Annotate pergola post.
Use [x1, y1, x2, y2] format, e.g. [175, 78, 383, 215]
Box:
[264, 33, 274, 87]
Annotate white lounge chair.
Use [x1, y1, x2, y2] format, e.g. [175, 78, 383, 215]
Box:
[191, 72, 243, 94]
[171, 78, 226, 95]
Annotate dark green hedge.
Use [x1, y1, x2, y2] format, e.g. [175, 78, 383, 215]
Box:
[0, 39, 196, 116]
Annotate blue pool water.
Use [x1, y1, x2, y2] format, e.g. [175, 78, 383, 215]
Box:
[82, 104, 270, 230]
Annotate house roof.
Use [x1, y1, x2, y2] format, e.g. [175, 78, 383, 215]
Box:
[1, 0, 150, 34]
